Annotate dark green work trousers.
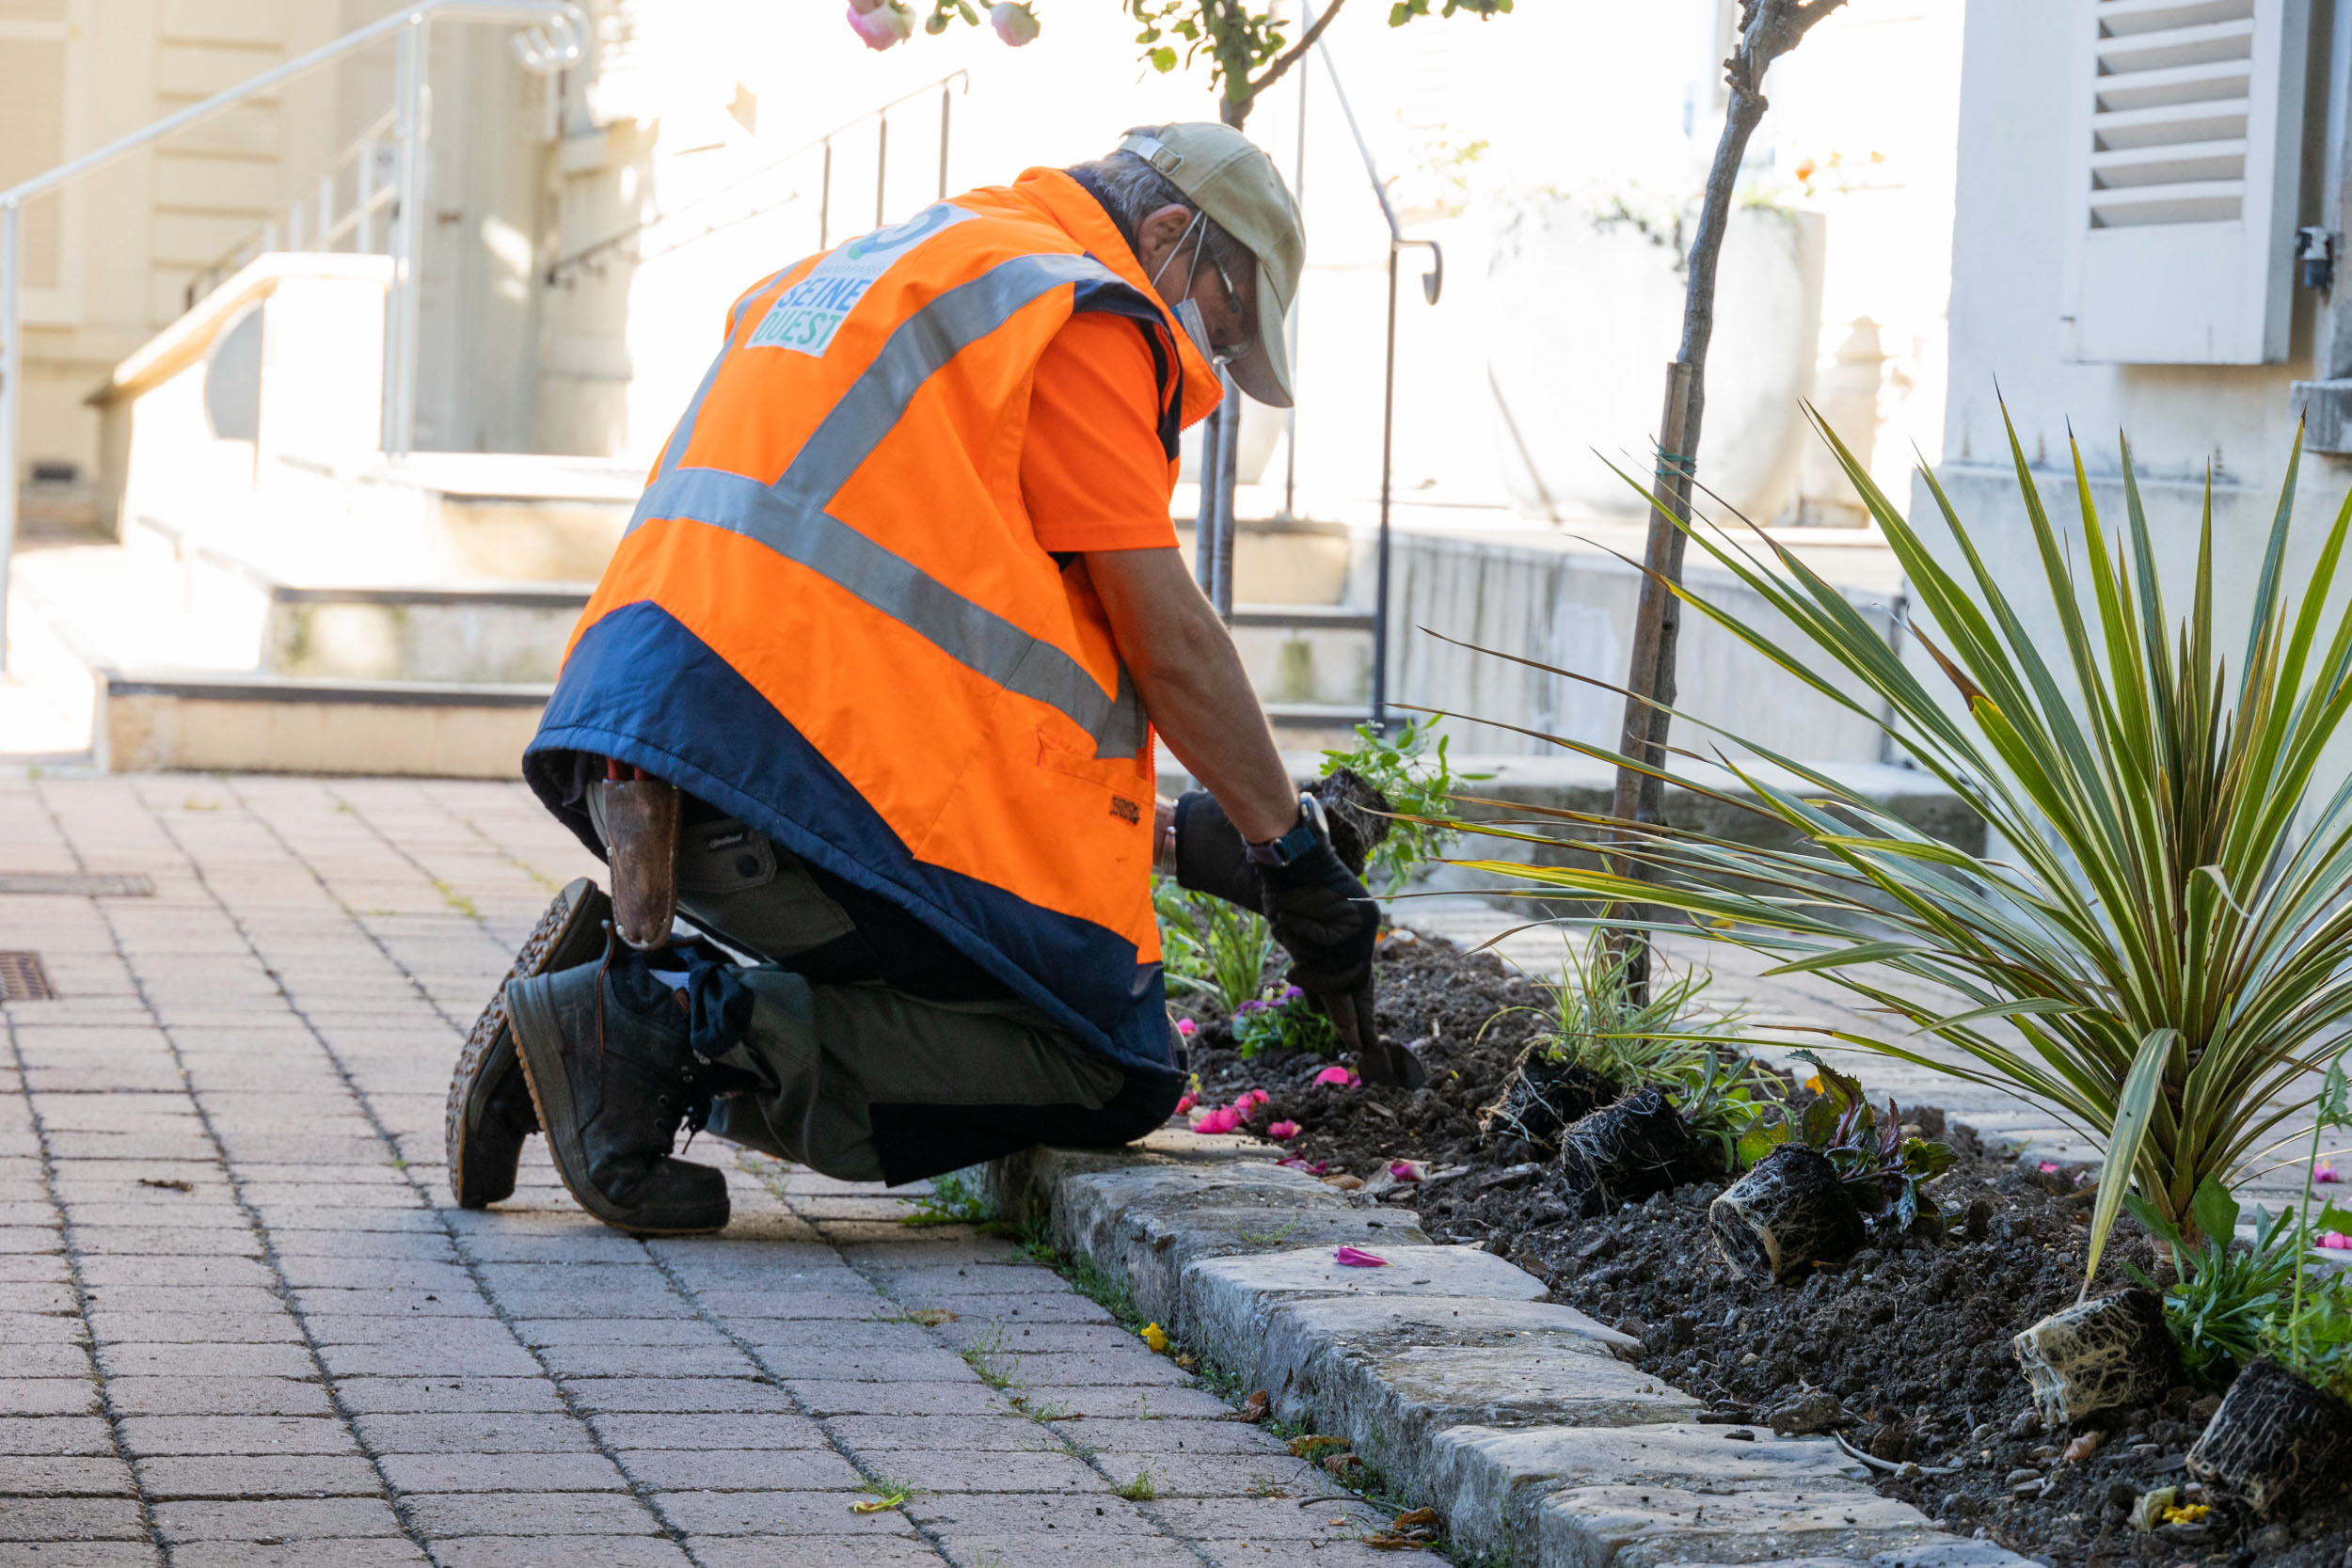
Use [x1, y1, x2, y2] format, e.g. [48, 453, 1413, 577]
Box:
[588, 784, 1180, 1186]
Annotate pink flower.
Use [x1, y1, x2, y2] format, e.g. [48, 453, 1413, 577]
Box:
[846, 0, 913, 50]
[1333, 1246, 1388, 1268]
[1191, 1106, 1242, 1135]
[1174, 1094, 1196, 1115]
[2322, 1231, 2352, 1250]
[1390, 1161, 1423, 1183]
[1313, 1066, 1358, 1087]
[2317, 1161, 2340, 1185]
[1267, 1120, 1301, 1140]
[1242, 1089, 1270, 1108]
[989, 1, 1040, 45]
[1276, 1157, 1327, 1175]
[2037, 1162, 2061, 1174]
[1175, 1018, 1196, 1037]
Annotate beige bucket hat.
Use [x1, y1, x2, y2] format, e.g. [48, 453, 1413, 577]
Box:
[1117, 123, 1305, 408]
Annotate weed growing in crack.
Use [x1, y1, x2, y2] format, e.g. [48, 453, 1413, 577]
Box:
[1113, 1465, 1159, 1501]
[960, 1323, 1016, 1391]
[430, 879, 480, 920]
[850, 1477, 916, 1513]
[872, 1307, 959, 1327]
[899, 1168, 993, 1227]
[1235, 1213, 1307, 1247]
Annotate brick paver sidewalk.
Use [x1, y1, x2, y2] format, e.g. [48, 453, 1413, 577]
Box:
[0, 776, 1430, 1567]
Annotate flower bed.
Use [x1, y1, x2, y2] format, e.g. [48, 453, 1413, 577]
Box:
[1180, 928, 2352, 1568]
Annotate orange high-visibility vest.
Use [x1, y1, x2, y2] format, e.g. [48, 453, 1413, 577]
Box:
[525, 169, 1223, 1076]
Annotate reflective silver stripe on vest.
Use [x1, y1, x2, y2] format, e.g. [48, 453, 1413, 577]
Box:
[625, 251, 1151, 760]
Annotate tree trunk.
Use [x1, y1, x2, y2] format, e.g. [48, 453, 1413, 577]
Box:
[1607, 0, 1845, 995]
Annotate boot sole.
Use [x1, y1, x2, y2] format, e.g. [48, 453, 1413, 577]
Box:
[506, 970, 728, 1237]
[444, 878, 610, 1209]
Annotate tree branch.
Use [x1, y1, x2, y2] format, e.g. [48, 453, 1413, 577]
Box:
[1245, 0, 1348, 109]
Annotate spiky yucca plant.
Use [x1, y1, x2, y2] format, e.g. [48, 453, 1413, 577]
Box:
[1452, 413, 2352, 1284]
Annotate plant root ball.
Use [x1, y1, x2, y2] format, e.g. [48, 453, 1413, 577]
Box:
[1708, 1146, 1865, 1283]
[1554, 1085, 1702, 1215]
[1483, 1055, 1618, 1156]
[2010, 1287, 2183, 1428]
[2187, 1356, 2352, 1518]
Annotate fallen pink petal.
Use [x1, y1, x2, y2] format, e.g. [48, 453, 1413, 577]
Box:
[2324, 1231, 2352, 1250]
[1313, 1066, 1358, 1087]
[1175, 1018, 1197, 1037]
[2316, 1161, 2340, 1184]
[1174, 1095, 1195, 1115]
[1390, 1161, 1422, 1182]
[2037, 1161, 2061, 1174]
[1267, 1120, 1301, 1140]
[1238, 1088, 1271, 1109]
[1333, 1246, 1389, 1268]
[1192, 1107, 1242, 1135]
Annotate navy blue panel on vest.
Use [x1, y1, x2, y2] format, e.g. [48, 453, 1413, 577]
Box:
[524, 601, 1177, 1083]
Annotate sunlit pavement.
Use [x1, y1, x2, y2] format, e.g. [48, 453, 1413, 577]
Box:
[0, 776, 1435, 1567]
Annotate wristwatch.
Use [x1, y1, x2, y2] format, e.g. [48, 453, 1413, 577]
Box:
[1246, 793, 1327, 867]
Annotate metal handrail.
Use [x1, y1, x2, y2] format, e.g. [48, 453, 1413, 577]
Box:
[1300, 1, 1442, 733]
[0, 0, 585, 674]
[185, 108, 401, 309]
[544, 71, 971, 288]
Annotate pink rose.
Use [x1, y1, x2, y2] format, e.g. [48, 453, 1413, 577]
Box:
[989, 2, 1040, 45]
[1267, 1120, 1301, 1140]
[1313, 1066, 1358, 1087]
[847, 0, 912, 50]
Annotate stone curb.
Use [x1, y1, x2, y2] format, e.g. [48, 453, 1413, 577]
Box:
[982, 1128, 2035, 1568]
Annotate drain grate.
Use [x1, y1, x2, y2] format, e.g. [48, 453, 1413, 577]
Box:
[0, 872, 153, 897]
[0, 953, 57, 1002]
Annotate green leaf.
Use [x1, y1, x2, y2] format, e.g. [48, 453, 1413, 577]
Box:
[2121, 1190, 2180, 1245]
[2087, 1028, 2176, 1288]
[2311, 1203, 2352, 1235]
[2189, 1176, 2241, 1250]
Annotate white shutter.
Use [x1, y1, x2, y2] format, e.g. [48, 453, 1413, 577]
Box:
[2060, 0, 2311, 364]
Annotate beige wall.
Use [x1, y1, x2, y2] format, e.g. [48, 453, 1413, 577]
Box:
[4, 0, 555, 508]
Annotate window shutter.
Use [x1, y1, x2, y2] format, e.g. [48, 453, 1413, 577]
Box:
[2060, 0, 2312, 364]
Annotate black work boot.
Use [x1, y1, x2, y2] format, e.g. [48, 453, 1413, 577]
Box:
[444, 879, 612, 1209]
[506, 952, 732, 1235]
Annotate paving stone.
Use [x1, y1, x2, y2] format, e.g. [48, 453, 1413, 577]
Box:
[651, 1490, 923, 1536]
[353, 1414, 596, 1455]
[826, 1414, 1069, 1451]
[118, 1417, 358, 1458]
[786, 1380, 1006, 1418]
[935, 1537, 1207, 1566]
[0, 1379, 102, 1417]
[169, 1540, 428, 1568]
[0, 1417, 114, 1455]
[904, 1491, 1156, 1535]
[377, 1451, 631, 1494]
[586, 1414, 830, 1450]
[685, 1539, 937, 1567]
[1004, 1385, 1230, 1419]
[315, 1342, 545, 1378]
[425, 1538, 691, 1567]
[618, 1448, 864, 1493]
[1094, 1450, 1343, 1499]
[401, 1490, 660, 1535]
[331, 1378, 566, 1415]
[151, 1497, 404, 1543]
[558, 1378, 800, 1415]
[135, 1454, 384, 1498]
[1075, 1418, 1294, 1456]
[0, 1457, 136, 1497]
[103, 1376, 333, 1418]
[0, 1495, 150, 1541]
[96, 1343, 317, 1379]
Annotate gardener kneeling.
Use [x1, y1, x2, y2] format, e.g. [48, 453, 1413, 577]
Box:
[443, 124, 1408, 1235]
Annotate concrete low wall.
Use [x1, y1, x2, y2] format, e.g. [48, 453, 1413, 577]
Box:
[1360, 528, 1903, 765]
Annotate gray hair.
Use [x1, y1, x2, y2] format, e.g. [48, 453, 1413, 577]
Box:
[1068, 142, 1255, 284]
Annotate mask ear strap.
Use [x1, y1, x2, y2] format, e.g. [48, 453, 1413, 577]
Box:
[1150, 210, 1207, 291]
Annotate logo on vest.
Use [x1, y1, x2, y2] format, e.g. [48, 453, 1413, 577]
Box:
[747, 203, 977, 357]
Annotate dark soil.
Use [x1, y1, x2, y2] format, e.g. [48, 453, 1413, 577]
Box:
[1182, 929, 2352, 1568]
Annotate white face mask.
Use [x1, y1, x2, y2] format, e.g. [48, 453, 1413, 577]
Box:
[1151, 212, 1231, 369]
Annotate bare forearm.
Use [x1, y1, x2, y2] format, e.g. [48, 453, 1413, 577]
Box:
[1086, 548, 1297, 843]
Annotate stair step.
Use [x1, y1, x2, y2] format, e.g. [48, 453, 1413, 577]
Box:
[1228, 604, 1375, 632]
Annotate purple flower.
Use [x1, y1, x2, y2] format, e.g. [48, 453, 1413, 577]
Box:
[1281, 985, 1305, 1002]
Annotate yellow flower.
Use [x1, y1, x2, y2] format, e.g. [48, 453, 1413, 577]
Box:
[2161, 1502, 2209, 1525]
[1805, 1075, 1824, 1094]
[1139, 1323, 1168, 1354]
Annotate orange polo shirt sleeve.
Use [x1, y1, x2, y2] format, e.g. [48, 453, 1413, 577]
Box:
[1022, 311, 1183, 553]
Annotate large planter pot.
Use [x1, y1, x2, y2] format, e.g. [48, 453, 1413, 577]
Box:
[1709, 1146, 1865, 1283]
[1486, 199, 1825, 525]
[1555, 1085, 1701, 1215]
[2011, 1289, 2183, 1427]
[2186, 1357, 2352, 1518]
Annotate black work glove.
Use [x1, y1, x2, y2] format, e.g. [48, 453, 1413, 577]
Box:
[1171, 791, 1261, 911]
